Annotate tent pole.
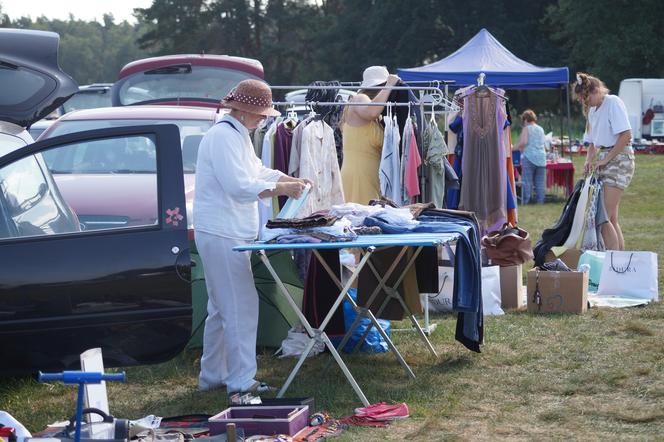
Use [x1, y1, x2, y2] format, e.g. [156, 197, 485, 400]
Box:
[560, 86, 564, 155]
[419, 90, 426, 203]
[565, 85, 572, 160]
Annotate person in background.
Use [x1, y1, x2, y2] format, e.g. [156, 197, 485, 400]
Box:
[340, 66, 400, 204]
[194, 79, 310, 395]
[514, 109, 547, 204]
[574, 72, 634, 250]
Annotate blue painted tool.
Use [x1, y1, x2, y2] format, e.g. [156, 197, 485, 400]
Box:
[38, 371, 126, 442]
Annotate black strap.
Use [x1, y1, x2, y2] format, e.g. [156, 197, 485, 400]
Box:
[532, 269, 542, 311]
[610, 252, 634, 274]
[66, 408, 113, 433]
[216, 119, 241, 132]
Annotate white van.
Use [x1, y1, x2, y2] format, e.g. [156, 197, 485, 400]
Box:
[618, 78, 664, 139]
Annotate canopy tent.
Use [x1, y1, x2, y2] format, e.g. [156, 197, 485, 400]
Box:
[399, 28, 573, 160]
[397, 28, 569, 89]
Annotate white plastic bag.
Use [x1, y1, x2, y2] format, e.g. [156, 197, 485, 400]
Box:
[482, 266, 504, 316]
[597, 251, 658, 301]
[421, 266, 455, 312]
[274, 326, 324, 358]
[422, 265, 504, 315]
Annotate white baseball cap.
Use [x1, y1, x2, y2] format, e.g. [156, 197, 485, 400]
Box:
[360, 65, 390, 88]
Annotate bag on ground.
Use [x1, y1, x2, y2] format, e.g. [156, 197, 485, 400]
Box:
[482, 265, 504, 316]
[342, 288, 390, 353]
[596, 251, 658, 301]
[577, 250, 605, 293]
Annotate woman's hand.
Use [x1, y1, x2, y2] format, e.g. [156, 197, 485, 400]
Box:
[279, 181, 307, 199]
[583, 160, 592, 176]
[386, 74, 400, 87]
[595, 157, 610, 169]
[301, 178, 314, 188]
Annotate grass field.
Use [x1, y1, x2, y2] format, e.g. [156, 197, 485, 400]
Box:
[1, 155, 663, 441]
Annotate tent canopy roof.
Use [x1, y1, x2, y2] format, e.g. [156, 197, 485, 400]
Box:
[398, 29, 569, 89]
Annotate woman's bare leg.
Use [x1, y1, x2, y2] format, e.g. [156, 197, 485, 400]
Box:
[602, 185, 624, 250]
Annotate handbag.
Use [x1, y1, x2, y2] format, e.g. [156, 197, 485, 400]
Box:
[596, 251, 658, 301]
[481, 223, 534, 266]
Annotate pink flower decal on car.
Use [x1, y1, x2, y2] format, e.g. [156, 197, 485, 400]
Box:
[166, 207, 184, 227]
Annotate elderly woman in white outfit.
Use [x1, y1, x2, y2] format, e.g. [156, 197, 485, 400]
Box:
[194, 80, 309, 394]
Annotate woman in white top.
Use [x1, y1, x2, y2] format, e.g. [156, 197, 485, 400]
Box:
[194, 80, 309, 394]
[574, 72, 635, 250]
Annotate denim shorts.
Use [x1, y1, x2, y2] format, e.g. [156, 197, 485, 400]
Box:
[598, 146, 635, 190]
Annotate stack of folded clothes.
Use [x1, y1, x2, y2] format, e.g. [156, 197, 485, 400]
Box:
[261, 213, 357, 243]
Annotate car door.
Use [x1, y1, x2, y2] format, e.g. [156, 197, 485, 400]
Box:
[0, 124, 191, 374]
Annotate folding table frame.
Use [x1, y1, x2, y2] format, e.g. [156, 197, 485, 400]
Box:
[234, 233, 458, 406]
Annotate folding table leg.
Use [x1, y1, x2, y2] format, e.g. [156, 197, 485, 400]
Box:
[360, 246, 439, 358]
[315, 248, 415, 379]
[351, 246, 423, 352]
[337, 246, 409, 354]
[257, 250, 371, 406]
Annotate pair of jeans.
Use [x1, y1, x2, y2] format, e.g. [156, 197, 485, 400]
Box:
[416, 212, 483, 353]
[363, 211, 484, 352]
[521, 156, 546, 204]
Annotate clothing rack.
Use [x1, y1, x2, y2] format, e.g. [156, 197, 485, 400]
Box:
[271, 100, 424, 107]
[270, 84, 458, 112]
[270, 83, 459, 220]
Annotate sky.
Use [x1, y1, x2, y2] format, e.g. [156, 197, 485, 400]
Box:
[1, 0, 154, 23]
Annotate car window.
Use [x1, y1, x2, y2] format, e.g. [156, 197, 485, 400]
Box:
[28, 127, 46, 140]
[0, 153, 79, 239]
[0, 64, 54, 107]
[0, 132, 28, 157]
[44, 136, 156, 173]
[61, 90, 112, 114]
[47, 119, 212, 172]
[117, 66, 259, 105]
[0, 135, 160, 238]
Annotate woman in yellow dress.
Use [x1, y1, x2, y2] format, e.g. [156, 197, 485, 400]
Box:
[341, 66, 401, 204]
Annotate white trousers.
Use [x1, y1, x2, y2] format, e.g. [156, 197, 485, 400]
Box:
[196, 231, 259, 392]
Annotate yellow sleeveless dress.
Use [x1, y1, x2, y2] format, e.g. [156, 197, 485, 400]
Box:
[341, 119, 422, 315]
[341, 120, 384, 204]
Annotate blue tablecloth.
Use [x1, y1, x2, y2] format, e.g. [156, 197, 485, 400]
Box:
[233, 232, 459, 251]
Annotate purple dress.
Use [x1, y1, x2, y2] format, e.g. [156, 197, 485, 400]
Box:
[273, 123, 294, 209]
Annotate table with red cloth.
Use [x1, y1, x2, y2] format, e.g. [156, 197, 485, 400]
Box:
[546, 160, 575, 196]
[514, 160, 575, 198]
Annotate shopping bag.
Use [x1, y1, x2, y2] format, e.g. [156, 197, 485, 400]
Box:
[577, 250, 605, 293]
[596, 251, 658, 301]
[342, 288, 390, 353]
[421, 266, 454, 313]
[422, 266, 504, 315]
[482, 266, 504, 316]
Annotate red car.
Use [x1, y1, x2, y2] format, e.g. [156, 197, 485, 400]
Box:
[39, 105, 220, 239]
[111, 54, 264, 108]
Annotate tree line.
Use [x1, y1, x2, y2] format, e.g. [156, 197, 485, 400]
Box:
[2, 0, 663, 115]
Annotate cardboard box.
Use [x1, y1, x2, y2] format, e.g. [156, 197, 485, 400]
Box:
[499, 265, 524, 309]
[527, 269, 588, 314]
[544, 248, 582, 270]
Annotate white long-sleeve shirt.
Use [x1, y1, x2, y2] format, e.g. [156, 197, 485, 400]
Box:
[296, 120, 344, 217]
[194, 114, 285, 240]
